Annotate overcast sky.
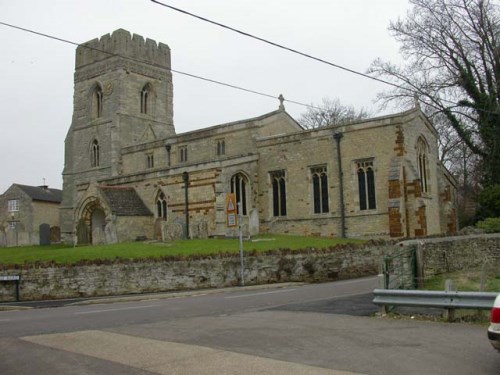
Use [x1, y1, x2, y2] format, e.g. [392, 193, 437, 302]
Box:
[0, 0, 411, 193]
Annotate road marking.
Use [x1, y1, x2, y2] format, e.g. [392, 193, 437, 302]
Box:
[0, 319, 11, 322]
[225, 289, 297, 299]
[22, 330, 364, 375]
[74, 304, 158, 315]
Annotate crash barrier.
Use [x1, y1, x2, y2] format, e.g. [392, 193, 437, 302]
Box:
[373, 288, 499, 320]
[0, 275, 21, 301]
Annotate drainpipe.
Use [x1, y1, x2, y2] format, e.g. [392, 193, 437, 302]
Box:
[333, 132, 346, 238]
[182, 171, 190, 239]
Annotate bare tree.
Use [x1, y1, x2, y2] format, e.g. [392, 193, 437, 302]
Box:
[299, 98, 370, 129]
[368, 0, 500, 186]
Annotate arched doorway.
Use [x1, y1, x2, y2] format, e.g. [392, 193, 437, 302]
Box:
[77, 197, 107, 245]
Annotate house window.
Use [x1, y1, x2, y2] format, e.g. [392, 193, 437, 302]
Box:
[156, 192, 167, 220]
[7, 199, 20, 212]
[91, 139, 100, 167]
[92, 84, 103, 118]
[216, 139, 225, 156]
[416, 137, 429, 193]
[270, 170, 286, 217]
[357, 159, 376, 210]
[140, 84, 150, 114]
[146, 153, 154, 169]
[230, 173, 249, 215]
[311, 166, 329, 214]
[8, 221, 17, 230]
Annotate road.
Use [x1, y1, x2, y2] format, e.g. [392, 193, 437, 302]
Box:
[0, 276, 499, 374]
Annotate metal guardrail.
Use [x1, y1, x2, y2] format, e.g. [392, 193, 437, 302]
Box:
[373, 289, 499, 310]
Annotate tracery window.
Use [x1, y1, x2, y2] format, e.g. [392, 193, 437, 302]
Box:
[140, 84, 150, 114]
[311, 166, 329, 214]
[230, 173, 249, 215]
[91, 139, 100, 167]
[357, 159, 376, 210]
[270, 170, 287, 217]
[156, 192, 167, 220]
[416, 137, 429, 193]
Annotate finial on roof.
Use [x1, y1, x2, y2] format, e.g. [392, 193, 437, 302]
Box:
[414, 93, 421, 110]
[278, 94, 285, 111]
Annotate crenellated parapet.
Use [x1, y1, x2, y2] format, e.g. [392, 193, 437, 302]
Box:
[75, 29, 170, 69]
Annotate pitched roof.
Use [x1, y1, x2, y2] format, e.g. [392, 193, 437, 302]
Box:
[15, 184, 62, 203]
[99, 186, 153, 216]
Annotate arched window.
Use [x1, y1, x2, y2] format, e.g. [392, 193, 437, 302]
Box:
[91, 139, 100, 167]
[357, 159, 376, 210]
[230, 173, 249, 215]
[92, 85, 103, 118]
[270, 170, 286, 217]
[416, 137, 429, 193]
[217, 139, 225, 156]
[311, 166, 329, 214]
[140, 83, 154, 115]
[156, 192, 167, 220]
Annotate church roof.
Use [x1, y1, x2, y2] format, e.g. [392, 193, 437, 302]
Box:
[99, 186, 153, 216]
[14, 184, 62, 203]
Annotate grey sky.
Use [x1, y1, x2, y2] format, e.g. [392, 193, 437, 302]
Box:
[0, 0, 410, 193]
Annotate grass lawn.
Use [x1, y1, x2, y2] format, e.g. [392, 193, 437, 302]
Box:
[0, 234, 364, 266]
[424, 269, 500, 293]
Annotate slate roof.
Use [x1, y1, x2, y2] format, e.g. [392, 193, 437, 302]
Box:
[99, 186, 153, 216]
[15, 184, 62, 203]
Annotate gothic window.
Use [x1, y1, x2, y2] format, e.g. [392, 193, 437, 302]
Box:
[146, 153, 154, 169]
[270, 170, 286, 217]
[156, 192, 167, 220]
[179, 146, 188, 163]
[91, 139, 100, 167]
[216, 139, 226, 156]
[7, 199, 20, 212]
[140, 84, 151, 114]
[311, 166, 329, 214]
[92, 84, 103, 118]
[357, 159, 376, 210]
[230, 173, 249, 215]
[416, 137, 429, 193]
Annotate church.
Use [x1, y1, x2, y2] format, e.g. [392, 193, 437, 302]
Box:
[60, 29, 458, 245]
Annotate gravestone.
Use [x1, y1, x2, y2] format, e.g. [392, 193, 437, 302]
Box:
[50, 226, 61, 243]
[39, 223, 51, 245]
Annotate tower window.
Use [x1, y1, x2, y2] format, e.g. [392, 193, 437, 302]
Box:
[311, 166, 329, 214]
[140, 85, 149, 114]
[270, 170, 286, 217]
[91, 139, 100, 167]
[92, 85, 103, 118]
[230, 173, 249, 215]
[357, 159, 376, 210]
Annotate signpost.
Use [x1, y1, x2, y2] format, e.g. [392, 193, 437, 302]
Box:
[226, 194, 244, 286]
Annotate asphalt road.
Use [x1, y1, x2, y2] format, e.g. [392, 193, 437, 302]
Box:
[0, 276, 499, 374]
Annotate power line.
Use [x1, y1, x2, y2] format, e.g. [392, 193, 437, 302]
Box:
[150, 0, 401, 89]
[150, 0, 500, 117]
[0, 21, 322, 111]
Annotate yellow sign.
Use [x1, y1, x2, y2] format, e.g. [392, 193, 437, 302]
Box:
[226, 193, 237, 227]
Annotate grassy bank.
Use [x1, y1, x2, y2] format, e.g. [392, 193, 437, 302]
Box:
[0, 235, 364, 266]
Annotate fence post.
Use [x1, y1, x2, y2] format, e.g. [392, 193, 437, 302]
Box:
[444, 279, 456, 322]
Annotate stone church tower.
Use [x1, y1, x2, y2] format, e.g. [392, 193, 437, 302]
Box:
[60, 29, 174, 243]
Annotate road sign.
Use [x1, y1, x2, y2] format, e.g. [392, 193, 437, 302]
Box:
[226, 193, 238, 227]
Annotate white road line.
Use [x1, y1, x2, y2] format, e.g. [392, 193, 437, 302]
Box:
[0, 319, 11, 322]
[74, 304, 158, 315]
[225, 289, 297, 299]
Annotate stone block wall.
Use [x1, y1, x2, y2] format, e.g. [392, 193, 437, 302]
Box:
[0, 242, 394, 301]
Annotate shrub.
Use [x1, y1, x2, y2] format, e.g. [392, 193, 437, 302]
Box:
[478, 184, 500, 219]
[476, 217, 500, 233]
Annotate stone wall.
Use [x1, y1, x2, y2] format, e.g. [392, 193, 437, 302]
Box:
[0, 242, 394, 302]
[399, 233, 500, 278]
